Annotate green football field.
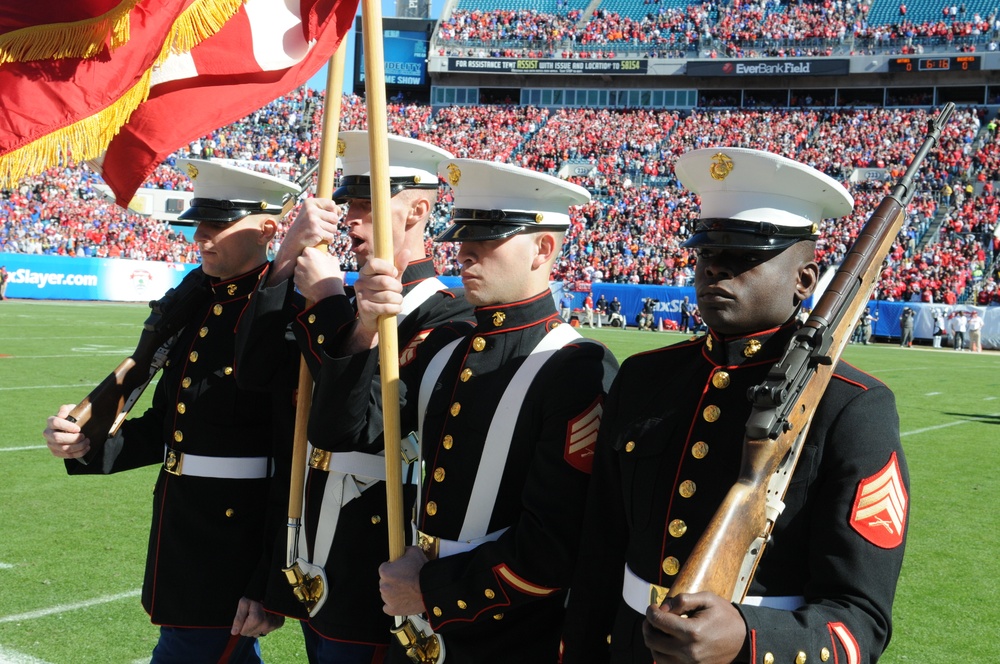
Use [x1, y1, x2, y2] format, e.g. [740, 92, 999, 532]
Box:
[1, 300, 997, 663]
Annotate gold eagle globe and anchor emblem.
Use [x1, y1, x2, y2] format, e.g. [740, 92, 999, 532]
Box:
[446, 163, 462, 186]
[186, 163, 199, 180]
[336, 138, 346, 157]
[709, 153, 734, 181]
[492, 311, 506, 327]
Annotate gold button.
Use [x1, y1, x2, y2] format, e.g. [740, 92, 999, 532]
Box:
[225, 509, 234, 517]
[433, 467, 446, 482]
[308, 314, 316, 324]
[224, 366, 233, 376]
[371, 515, 381, 524]
[460, 368, 473, 382]
[177, 402, 186, 415]
[820, 648, 831, 662]
[763, 654, 774, 664]
[711, 371, 730, 389]
[213, 304, 223, 316]
[317, 334, 325, 344]
[432, 607, 442, 617]
[442, 435, 453, 450]
[625, 441, 636, 452]
[703, 405, 721, 422]
[472, 336, 486, 351]
[493, 613, 504, 620]
[450, 402, 461, 417]
[189, 351, 199, 362]
[426, 501, 437, 516]
[199, 326, 208, 338]
[691, 441, 709, 459]
[668, 519, 687, 538]
[181, 377, 191, 388]
[173, 430, 183, 443]
[484, 589, 495, 599]
[678, 480, 696, 498]
[795, 652, 807, 664]
[662, 556, 680, 576]
[606, 634, 612, 644]
[457, 600, 467, 610]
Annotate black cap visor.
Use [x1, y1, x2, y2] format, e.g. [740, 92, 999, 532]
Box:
[178, 198, 283, 224]
[682, 218, 817, 251]
[332, 175, 438, 203]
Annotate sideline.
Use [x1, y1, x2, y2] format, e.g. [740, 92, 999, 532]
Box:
[0, 590, 140, 625]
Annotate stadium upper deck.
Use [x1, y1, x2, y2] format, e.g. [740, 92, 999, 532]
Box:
[426, 0, 1000, 109]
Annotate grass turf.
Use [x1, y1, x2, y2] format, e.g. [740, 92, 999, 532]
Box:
[0, 302, 997, 662]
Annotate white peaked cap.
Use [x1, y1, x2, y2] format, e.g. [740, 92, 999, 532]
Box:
[675, 148, 854, 250]
[176, 158, 300, 222]
[435, 159, 591, 242]
[333, 131, 454, 200]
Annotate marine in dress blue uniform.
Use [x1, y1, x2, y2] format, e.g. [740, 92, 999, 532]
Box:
[45, 159, 302, 663]
[562, 148, 909, 664]
[235, 133, 475, 663]
[315, 159, 619, 662]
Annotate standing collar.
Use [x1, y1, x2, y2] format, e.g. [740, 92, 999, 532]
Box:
[473, 291, 560, 333]
[209, 263, 268, 301]
[401, 257, 437, 288]
[701, 321, 798, 367]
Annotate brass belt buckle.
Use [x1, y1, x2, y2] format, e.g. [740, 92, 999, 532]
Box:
[309, 448, 332, 472]
[164, 449, 183, 476]
[649, 583, 670, 608]
[416, 531, 440, 560]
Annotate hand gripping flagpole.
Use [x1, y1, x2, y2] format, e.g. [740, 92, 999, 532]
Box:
[283, 39, 348, 615]
[360, 0, 443, 660]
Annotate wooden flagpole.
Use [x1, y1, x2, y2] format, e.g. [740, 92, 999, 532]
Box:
[359, 0, 406, 562]
[283, 39, 347, 610]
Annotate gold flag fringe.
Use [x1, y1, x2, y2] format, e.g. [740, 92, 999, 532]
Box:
[0, 0, 141, 66]
[162, 0, 248, 59]
[0, 0, 249, 192]
[0, 69, 152, 189]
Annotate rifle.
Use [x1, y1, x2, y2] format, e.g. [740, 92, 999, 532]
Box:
[665, 103, 955, 604]
[67, 268, 213, 466]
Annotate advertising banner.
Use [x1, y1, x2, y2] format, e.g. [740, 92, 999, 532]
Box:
[685, 59, 849, 77]
[1, 255, 196, 302]
[447, 57, 647, 75]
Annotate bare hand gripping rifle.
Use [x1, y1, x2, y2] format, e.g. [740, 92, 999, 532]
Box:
[66, 268, 213, 466]
[664, 103, 955, 605]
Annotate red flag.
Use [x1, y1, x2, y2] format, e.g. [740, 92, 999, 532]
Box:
[96, 0, 358, 207]
[0, 0, 248, 189]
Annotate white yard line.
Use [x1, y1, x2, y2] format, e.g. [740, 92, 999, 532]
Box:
[0, 447, 47, 453]
[0, 590, 140, 625]
[0, 385, 98, 392]
[0, 645, 54, 664]
[901, 413, 1000, 437]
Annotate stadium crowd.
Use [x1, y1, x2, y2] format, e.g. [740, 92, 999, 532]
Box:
[2, 91, 998, 305]
[434, 2, 1000, 59]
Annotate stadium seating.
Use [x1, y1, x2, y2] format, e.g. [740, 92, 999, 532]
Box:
[2, 91, 997, 304]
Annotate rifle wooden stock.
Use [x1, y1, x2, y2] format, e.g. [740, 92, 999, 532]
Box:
[67, 269, 212, 465]
[668, 103, 955, 603]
